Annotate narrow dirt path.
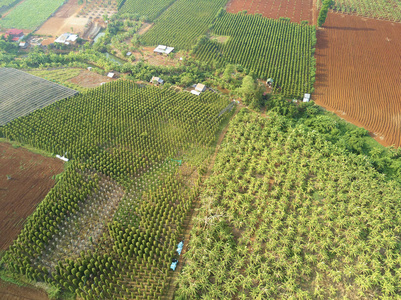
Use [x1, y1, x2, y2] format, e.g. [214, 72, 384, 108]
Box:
[163, 105, 241, 300]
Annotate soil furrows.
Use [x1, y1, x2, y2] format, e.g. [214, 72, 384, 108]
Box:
[226, 0, 314, 24]
[314, 13, 401, 147]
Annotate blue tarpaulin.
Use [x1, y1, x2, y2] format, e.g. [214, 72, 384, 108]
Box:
[177, 241, 184, 255]
[170, 259, 178, 271]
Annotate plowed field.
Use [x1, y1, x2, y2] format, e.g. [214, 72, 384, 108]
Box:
[226, 0, 314, 24]
[314, 13, 401, 147]
[0, 142, 64, 250]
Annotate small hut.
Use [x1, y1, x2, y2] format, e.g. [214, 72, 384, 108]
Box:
[266, 78, 274, 88]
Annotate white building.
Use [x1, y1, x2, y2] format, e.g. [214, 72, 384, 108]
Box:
[194, 83, 206, 93]
[55, 33, 78, 45]
[150, 76, 164, 85]
[154, 45, 174, 55]
[303, 93, 311, 102]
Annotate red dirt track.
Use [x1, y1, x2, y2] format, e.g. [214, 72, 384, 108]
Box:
[314, 13, 401, 147]
[0, 142, 64, 250]
[226, 0, 313, 24]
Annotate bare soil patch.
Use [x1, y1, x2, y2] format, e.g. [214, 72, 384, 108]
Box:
[314, 13, 401, 147]
[137, 22, 153, 35]
[35, 0, 87, 37]
[210, 35, 229, 43]
[130, 46, 187, 67]
[226, 0, 313, 24]
[68, 70, 116, 88]
[0, 142, 64, 250]
[0, 279, 48, 300]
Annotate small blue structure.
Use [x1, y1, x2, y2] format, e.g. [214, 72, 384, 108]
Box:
[170, 259, 178, 271]
[177, 241, 184, 255]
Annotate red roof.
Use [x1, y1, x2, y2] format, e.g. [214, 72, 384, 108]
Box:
[12, 37, 20, 41]
[6, 29, 23, 36]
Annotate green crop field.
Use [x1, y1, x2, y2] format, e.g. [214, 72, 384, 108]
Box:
[27, 68, 86, 92]
[140, 0, 227, 50]
[331, 0, 401, 22]
[0, 0, 64, 30]
[119, 0, 176, 21]
[177, 109, 401, 299]
[0, 0, 17, 8]
[0, 81, 233, 299]
[194, 12, 316, 98]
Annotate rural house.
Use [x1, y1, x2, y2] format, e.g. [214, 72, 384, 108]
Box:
[55, 33, 78, 45]
[195, 83, 206, 93]
[5, 29, 24, 42]
[150, 77, 164, 85]
[154, 45, 174, 55]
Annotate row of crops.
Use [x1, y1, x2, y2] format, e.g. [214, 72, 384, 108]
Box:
[0, 0, 64, 29]
[194, 12, 316, 98]
[177, 109, 401, 299]
[332, 0, 401, 22]
[27, 68, 86, 93]
[119, 0, 177, 21]
[140, 0, 227, 50]
[1, 81, 232, 298]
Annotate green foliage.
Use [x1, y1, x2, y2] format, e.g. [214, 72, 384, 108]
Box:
[0, 0, 64, 29]
[331, 0, 401, 22]
[177, 109, 401, 298]
[318, 0, 333, 27]
[140, 0, 227, 50]
[194, 12, 316, 98]
[238, 75, 264, 110]
[119, 0, 176, 21]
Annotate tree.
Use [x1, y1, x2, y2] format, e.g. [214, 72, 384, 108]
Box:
[318, 0, 333, 27]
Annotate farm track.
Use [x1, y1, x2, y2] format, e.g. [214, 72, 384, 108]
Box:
[314, 13, 401, 147]
[226, 0, 314, 24]
[164, 105, 241, 300]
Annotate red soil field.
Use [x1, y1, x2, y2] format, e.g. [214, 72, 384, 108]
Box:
[0, 142, 64, 250]
[0, 279, 48, 300]
[226, 0, 314, 24]
[314, 13, 401, 147]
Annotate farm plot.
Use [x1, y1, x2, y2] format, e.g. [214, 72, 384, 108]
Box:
[1, 81, 232, 299]
[194, 12, 316, 98]
[35, 0, 88, 37]
[140, 0, 228, 50]
[226, 0, 314, 24]
[119, 0, 176, 21]
[27, 68, 86, 92]
[0, 0, 64, 30]
[177, 110, 401, 299]
[0, 142, 64, 251]
[0, 68, 78, 126]
[331, 0, 401, 22]
[314, 13, 401, 147]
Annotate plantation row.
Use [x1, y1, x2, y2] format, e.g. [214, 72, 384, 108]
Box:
[177, 110, 401, 298]
[194, 12, 316, 98]
[119, 0, 177, 20]
[332, 0, 401, 22]
[1, 81, 232, 299]
[140, 0, 227, 50]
